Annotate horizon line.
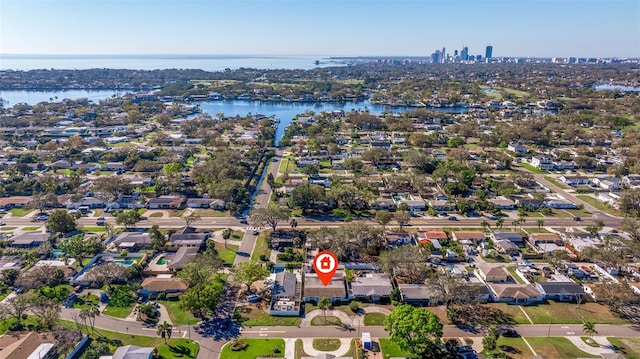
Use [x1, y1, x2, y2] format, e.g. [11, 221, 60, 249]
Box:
[0, 53, 637, 59]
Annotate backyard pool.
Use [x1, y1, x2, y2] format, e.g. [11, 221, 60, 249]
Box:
[156, 257, 167, 265]
[114, 259, 135, 267]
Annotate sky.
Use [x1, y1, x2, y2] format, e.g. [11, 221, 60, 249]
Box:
[1, 0, 638, 58]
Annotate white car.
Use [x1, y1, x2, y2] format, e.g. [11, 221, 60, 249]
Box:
[0, 221, 5, 226]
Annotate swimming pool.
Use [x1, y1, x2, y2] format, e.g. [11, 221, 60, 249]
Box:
[114, 259, 134, 267]
[157, 257, 167, 265]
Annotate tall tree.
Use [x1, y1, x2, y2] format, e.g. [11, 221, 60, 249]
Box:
[181, 210, 202, 228]
[482, 327, 500, 352]
[46, 209, 77, 235]
[249, 202, 291, 231]
[222, 228, 232, 249]
[157, 321, 173, 344]
[318, 297, 331, 319]
[231, 261, 270, 293]
[375, 211, 393, 231]
[115, 209, 141, 229]
[384, 305, 444, 358]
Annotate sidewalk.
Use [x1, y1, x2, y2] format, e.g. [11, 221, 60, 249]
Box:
[566, 336, 616, 356]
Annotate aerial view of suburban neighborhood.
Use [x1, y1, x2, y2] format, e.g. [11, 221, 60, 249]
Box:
[1, 2, 640, 358]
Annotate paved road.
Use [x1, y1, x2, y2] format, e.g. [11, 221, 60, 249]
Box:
[60, 306, 639, 341]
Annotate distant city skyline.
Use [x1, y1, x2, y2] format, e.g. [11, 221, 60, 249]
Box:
[0, 0, 638, 58]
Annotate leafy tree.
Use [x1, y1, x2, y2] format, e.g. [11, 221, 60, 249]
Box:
[222, 228, 232, 249]
[46, 209, 77, 234]
[327, 183, 367, 214]
[375, 211, 393, 230]
[79, 304, 100, 333]
[180, 276, 224, 318]
[157, 321, 173, 344]
[149, 225, 165, 250]
[92, 176, 134, 200]
[115, 209, 141, 228]
[483, 327, 500, 351]
[318, 297, 331, 319]
[181, 210, 201, 227]
[384, 304, 444, 358]
[395, 206, 410, 231]
[58, 234, 103, 268]
[288, 183, 325, 213]
[231, 261, 270, 293]
[249, 202, 291, 231]
[1, 268, 19, 287]
[1, 292, 35, 328]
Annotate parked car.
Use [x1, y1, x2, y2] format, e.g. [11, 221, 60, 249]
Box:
[0, 221, 5, 226]
[0, 209, 7, 214]
[573, 217, 581, 221]
[448, 216, 458, 221]
[500, 328, 519, 337]
[97, 216, 105, 220]
[247, 294, 261, 303]
[36, 215, 49, 221]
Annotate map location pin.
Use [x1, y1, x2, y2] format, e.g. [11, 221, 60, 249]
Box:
[313, 250, 338, 286]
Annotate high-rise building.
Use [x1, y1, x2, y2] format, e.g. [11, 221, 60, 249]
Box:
[442, 47, 446, 63]
[461, 47, 469, 61]
[431, 50, 441, 64]
[485, 45, 493, 59]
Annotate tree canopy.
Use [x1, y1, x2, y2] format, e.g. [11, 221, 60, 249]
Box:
[384, 304, 444, 358]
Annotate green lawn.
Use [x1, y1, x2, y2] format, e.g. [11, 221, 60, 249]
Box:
[215, 242, 238, 265]
[103, 304, 134, 318]
[519, 163, 548, 174]
[250, 234, 271, 261]
[379, 338, 416, 358]
[294, 339, 308, 359]
[80, 226, 106, 232]
[311, 315, 341, 326]
[363, 312, 386, 326]
[526, 337, 598, 358]
[482, 303, 531, 324]
[522, 301, 630, 324]
[73, 294, 100, 309]
[544, 176, 570, 189]
[92, 209, 104, 217]
[0, 315, 43, 335]
[158, 299, 198, 325]
[482, 337, 532, 359]
[22, 226, 41, 231]
[608, 337, 640, 359]
[576, 195, 623, 216]
[234, 305, 301, 326]
[313, 338, 340, 351]
[60, 321, 199, 359]
[220, 339, 284, 359]
[9, 208, 32, 216]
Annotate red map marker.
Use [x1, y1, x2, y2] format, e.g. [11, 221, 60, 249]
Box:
[313, 250, 338, 286]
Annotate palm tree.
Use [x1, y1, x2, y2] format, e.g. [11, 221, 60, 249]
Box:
[583, 321, 597, 339]
[480, 220, 489, 232]
[318, 297, 331, 320]
[536, 219, 544, 229]
[496, 218, 505, 229]
[157, 321, 173, 344]
[290, 218, 298, 229]
[222, 228, 232, 249]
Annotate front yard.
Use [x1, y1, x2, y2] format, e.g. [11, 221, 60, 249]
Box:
[482, 337, 532, 359]
[526, 337, 598, 358]
[608, 337, 640, 359]
[521, 300, 631, 324]
[220, 339, 284, 359]
[233, 305, 301, 326]
[158, 299, 198, 325]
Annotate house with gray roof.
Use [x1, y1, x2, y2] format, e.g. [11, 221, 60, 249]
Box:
[398, 283, 442, 306]
[8, 232, 49, 248]
[350, 273, 393, 303]
[303, 272, 348, 303]
[112, 232, 152, 250]
[269, 271, 302, 316]
[109, 345, 154, 359]
[535, 281, 585, 302]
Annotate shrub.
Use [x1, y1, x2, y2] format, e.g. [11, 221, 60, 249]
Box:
[259, 254, 269, 262]
[349, 301, 361, 313]
[230, 340, 249, 351]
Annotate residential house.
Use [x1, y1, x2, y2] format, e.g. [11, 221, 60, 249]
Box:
[109, 345, 154, 359]
[269, 271, 302, 316]
[166, 247, 199, 272]
[8, 232, 49, 248]
[148, 194, 186, 209]
[169, 226, 208, 248]
[622, 175, 640, 189]
[593, 177, 620, 191]
[385, 232, 412, 248]
[66, 196, 105, 210]
[491, 232, 525, 247]
[535, 281, 585, 302]
[398, 283, 442, 306]
[544, 196, 578, 209]
[507, 141, 528, 154]
[0, 196, 32, 209]
[113, 232, 152, 250]
[560, 175, 590, 186]
[530, 156, 554, 171]
[369, 198, 396, 211]
[451, 231, 486, 244]
[141, 277, 188, 299]
[101, 162, 129, 172]
[185, 198, 225, 209]
[475, 265, 511, 283]
[398, 199, 426, 212]
[0, 332, 58, 359]
[495, 240, 520, 255]
[303, 272, 348, 303]
[528, 233, 566, 255]
[490, 197, 516, 210]
[270, 230, 300, 249]
[429, 199, 455, 211]
[416, 230, 448, 244]
[489, 283, 542, 304]
[350, 273, 393, 303]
